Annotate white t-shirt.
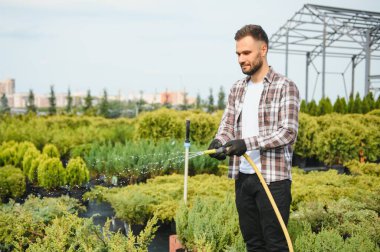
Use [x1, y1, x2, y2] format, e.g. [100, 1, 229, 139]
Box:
[239, 80, 263, 174]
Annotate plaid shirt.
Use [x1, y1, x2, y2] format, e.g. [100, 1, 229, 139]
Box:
[215, 67, 300, 183]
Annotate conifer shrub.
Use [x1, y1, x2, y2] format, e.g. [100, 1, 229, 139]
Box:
[0, 165, 26, 200]
[22, 148, 41, 177]
[65, 157, 90, 187]
[37, 157, 65, 189]
[42, 144, 60, 158]
[28, 154, 48, 183]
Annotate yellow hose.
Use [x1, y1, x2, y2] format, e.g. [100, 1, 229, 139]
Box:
[203, 149, 294, 252]
[242, 153, 294, 252]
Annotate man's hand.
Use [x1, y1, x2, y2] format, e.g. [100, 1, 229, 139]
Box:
[224, 139, 247, 156]
[208, 139, 226, 160]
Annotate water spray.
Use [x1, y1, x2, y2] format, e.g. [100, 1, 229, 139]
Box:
[201, 146, 294, 252]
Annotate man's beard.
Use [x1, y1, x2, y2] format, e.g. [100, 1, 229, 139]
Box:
[241, 57, 263, 76]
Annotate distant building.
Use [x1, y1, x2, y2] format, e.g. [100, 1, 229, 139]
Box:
[0, 79, 15, 96]
[128, 91, 195, 106]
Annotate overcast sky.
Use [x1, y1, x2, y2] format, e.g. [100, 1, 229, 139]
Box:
[0, 0, 379, 101]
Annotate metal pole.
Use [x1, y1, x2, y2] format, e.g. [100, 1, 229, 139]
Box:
[306, 52, 310, 103]
[285, 28, 289, 76]
[322, 17, 327, 98]
[183, 120, 190, 204]
[365, 29, 371, 96]
[351, 55, 356, 96]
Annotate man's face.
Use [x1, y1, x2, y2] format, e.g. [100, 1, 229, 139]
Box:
[236, 36, 267, 76]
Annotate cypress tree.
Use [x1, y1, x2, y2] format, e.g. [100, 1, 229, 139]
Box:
[26, 89, 37, 113]
[84, 90, 93, 113]
[307, 100, 318, 116]
[66, 88, 73, 113]
[352, 92, 362, 114]
[207, 88, 215, 113]
[48, 85, 57, 115]
[347, 93, 355, 113]
[376, 95, 380, 109]
[300, 100, 308, 113]
[0, 93, 10, 114]
[196, 93, 201, 110]
[318, 97, 333, 115]
[217, 86, 226, 110]
[340, 97, 347, 114]
[99, 89, 109, 117]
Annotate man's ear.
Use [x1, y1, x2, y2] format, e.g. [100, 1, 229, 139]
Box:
[261, 43, 268, 57]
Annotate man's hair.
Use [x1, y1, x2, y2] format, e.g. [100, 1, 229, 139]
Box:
[234, 24, 269, 50]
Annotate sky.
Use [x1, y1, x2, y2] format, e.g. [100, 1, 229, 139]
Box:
[0, 0, 379, 101]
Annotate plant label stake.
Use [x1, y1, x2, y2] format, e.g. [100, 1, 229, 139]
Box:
[184, 120, 190, 204]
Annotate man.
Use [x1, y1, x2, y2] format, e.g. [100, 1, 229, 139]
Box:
[208, 24, 300, 252]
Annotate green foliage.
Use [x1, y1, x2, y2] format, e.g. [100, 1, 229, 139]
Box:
[0, 165, 26, 200]
[0, 93, 10, 114]
[28, 154, 48, 183]
[217, 86, 226, 110]
[353, 92, 362, 113]
[84, 174, 234, 225]
[294, 113, 318, 158]
[48, 85, 57, 115]
[307, 100, 318, 116]
[37, 157, 65, 189]
[345, 160, 380, 177]
[65, 157, 90, 187]
[333, 96, 347, 114]
[42, 143, 60, 158]
[176, 195, 244, 252]
[367, 109, 380, 116]
[317, 97, 333, 115]
[207, 88, 215, 113]
[22, 148, 41, 177]
[300, 99, 307, 113]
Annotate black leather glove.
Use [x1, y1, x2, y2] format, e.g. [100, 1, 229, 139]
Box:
[224, 139, 247, 156]
[208, 139, 226, 160]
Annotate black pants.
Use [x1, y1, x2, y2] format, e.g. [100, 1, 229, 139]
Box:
[235, 172, 292, 252]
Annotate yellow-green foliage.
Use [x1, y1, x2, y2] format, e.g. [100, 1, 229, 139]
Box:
[65, 157, 90, 187]
[37, 157, 65, 189]
[84, 174, 234, 225]
[28, 154, 48, 183]
[0, 196, 157, 251]
[291, 168, 380, 212]
[0, 165, 26, 200]
[135, 108, 221, 144]
[345, 160, 380, 177]
[22, 148, 41, 177]
[42, 144, 60, 158]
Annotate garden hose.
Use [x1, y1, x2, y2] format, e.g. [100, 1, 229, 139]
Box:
[203, 147, 294, 252]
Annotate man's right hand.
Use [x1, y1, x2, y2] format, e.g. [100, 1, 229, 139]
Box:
[208, 139, 226, 160]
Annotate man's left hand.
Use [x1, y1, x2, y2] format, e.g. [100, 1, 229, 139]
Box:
[224, 139, 247, 156]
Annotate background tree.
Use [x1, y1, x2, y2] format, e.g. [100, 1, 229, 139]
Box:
[181, 89, 188, 110]
[300, 100, 308, 113]
[317, 97, 333, 115]
[347, 94, 355, 113]
[0, 93, 10, 114]
[352, 92, 362, 114]
[207, 88, 214, 113]
[83, 90, 93, 114]
[26, 89, 37, 113]
[196, 93, 201, 110]
[362, 92, 375, 113]
[333, 96, 347, 114]
[376, 95, 380, 109]
[307, 100, 318, 116]
[217, 86, 226, 110]
[48, 85, 57, 115]
[99, 89, 109, 117]
[66, 88, 73, 114]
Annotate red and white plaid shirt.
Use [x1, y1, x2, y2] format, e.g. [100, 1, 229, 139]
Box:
[215, 67, 300, 183]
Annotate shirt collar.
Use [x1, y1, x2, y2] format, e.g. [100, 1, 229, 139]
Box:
[244, 66, 275, 85]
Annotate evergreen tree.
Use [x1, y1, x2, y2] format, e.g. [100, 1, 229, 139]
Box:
[340, 97, 347, 114]
[217, 86, 226, 110]
[196, 93, 201, 110]
[363, 92, 375, 112]
[48, 85, 57, 115]
[347, 93, 355, 113]
[361, 95, 370, 114]
[300, 100, 307, 113]
[66, 88, 73, 113]
[207, 88, 214, 113]
[181, 89, 188, 110]
[307, 100, 318, 116]
[376, 95, 380, 109]
[0, 93, 10, 114]
[317, 97, 333, 115]
[352, 92, 362, 114]
[26, 89, 37, 113]
[99, 89, 109, 117]
[84, 90, 93, 113]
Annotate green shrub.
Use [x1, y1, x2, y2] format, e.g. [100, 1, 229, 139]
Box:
[345, 160, 380, 177]
[28, 154, 48, 183]
[22, 148, 41, 177]
[0, 165, 26, 200]
[367, 109, 380, 116]
[65, 157, 90, 187]
[294, 113, 319, 158]
[175, 195, 244, 251]
[37, 157, 65, 189]
[42, 144, 60, 158]
[84, 174, 234, 225]
[0, 141, 18, 167]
